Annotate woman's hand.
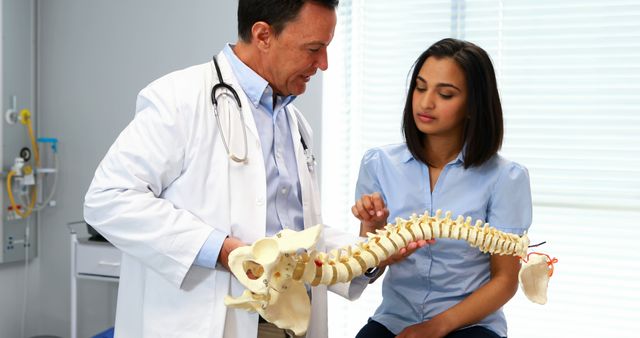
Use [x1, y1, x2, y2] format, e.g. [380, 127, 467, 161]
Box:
[395, 315, 453, 338]
[379, 239, 433, 268]
[352, 192, 390, 236]
[353, 192, 434, 268]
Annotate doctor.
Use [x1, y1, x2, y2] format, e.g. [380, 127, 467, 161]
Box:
[84, 1, 371, 337]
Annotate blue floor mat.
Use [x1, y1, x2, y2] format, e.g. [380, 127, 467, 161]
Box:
[92, 327, 114, 338]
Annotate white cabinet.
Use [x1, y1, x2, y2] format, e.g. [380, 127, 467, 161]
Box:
[76, 238, 121, 279]
[70, 232, 120, 338]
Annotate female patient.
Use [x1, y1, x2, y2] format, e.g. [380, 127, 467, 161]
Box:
[352, 38, 532, 338]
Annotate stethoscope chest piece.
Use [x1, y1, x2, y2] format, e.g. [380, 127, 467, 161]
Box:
[304, 148, 316, 173]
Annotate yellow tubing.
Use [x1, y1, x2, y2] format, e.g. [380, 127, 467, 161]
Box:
[5, 109, 40, 219]
[20, 109, 40, 167]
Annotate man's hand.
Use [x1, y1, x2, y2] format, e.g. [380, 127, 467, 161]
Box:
[352, 192, 390, 236]
[218, 236, 246, 271]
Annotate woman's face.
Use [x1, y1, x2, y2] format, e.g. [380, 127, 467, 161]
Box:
[412, 56, 468, 139]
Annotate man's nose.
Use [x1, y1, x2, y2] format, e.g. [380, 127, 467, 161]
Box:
[317, 49, 329, 71]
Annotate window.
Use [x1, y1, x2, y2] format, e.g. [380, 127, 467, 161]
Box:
[322, 1, 640, 337]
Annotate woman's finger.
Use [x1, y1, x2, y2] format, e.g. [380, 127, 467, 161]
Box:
[361, 194, 375, 215]
[371, 193, 386, 217]
[354, 199, 372, 221]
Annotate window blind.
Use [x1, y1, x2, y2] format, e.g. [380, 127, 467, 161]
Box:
[322, 1, 640, 337]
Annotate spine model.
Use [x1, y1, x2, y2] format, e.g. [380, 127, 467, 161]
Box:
[225, 209, 551, 336]
[283, 210, 530, 286]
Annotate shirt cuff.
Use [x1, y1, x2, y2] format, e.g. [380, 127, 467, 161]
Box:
[193, 228, 227, 269]
[347, 274, 371, 299]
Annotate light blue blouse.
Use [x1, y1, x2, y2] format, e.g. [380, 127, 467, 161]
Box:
[355, 143, 532, 336]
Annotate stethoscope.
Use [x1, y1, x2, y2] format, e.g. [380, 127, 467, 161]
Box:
[211, 56, 316, 172]
[211, 55, 248, 163]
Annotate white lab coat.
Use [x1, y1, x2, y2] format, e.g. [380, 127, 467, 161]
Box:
[84, 51, 366, 338]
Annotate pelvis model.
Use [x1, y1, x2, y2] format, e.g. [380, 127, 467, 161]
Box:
[224, 210, 557, 335]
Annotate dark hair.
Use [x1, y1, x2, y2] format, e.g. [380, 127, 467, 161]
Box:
[402, 38, 503, 169]
[238, 0, 339, 42]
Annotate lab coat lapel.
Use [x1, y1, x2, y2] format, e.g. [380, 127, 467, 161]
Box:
[287, 107, 322, 229]
[211, 53, 265, 336]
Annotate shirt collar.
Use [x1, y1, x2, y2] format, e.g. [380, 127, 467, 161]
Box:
[401, 147, 415, 163]
[222, 44, 296, 112]
[402, 143, 466, 166]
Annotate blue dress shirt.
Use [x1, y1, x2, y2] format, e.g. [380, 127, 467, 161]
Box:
[356, 143, 532, 336]
[194, 44, 304, 268]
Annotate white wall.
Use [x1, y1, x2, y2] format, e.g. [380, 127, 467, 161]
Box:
[0, 0, 324, 337]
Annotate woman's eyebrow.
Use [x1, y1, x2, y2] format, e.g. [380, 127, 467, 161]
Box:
[416, 76, 460, 91]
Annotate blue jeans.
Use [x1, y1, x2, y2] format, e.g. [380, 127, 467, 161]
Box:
[355, 320, 505, 338]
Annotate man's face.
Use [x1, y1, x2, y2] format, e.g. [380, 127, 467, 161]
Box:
[264, 2, 336, 96]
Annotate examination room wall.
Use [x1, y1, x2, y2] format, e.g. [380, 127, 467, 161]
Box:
[0, 1, 324, 337]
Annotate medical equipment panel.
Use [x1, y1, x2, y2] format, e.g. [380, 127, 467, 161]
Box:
[0, 0, 57, 264]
